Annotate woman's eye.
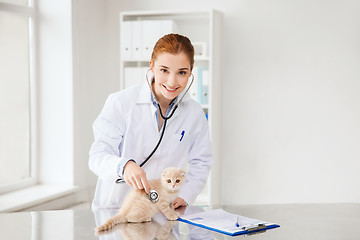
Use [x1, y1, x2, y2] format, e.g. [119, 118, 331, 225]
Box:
[179, 71, 187, 75]
[167, 179, 171, 183]
[160, 69, 168, 73]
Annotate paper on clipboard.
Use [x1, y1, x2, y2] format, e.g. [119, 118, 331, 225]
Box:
[178, 209, 280, 236]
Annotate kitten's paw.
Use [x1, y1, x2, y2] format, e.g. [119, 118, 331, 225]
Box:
[94, 225, 105, 233]
[94, 225, 113, 237]
[166, 211, 180, 221]
[164, 220, 177, 227]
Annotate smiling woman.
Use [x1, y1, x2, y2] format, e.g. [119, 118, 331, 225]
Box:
[118, 10, 223, 206]
[149, 34, 195, 129]
[89, 33, 213, 210]
[151, 53, 191, 104]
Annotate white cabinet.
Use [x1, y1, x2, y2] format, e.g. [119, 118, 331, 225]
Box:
[119, 9, 222, 206]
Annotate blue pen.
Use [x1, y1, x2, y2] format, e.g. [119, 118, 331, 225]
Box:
[180, 130, 185, 141]
[235, 216, 240, 227]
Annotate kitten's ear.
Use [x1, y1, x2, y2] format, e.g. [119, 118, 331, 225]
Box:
[179, 169, 186, 177]
[162, 168, 169, 177]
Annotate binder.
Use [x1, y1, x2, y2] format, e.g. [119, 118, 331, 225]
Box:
[193, 42, 207, 58]
[131, 21, 142, 60]
[120, 21, 132, 60]
[197, 66, 203, 104]
[202, 69, 209, 105]
[178, 209, 280, 236]
[141, 20, 163, 60]
[142, 20, 176, 60]
[161, 20, 176, 35]
[189, 66, 198, 102]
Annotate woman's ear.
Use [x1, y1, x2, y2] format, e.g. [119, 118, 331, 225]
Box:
[149, 60, 154, 72]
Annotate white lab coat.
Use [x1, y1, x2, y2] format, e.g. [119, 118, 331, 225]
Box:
[89, 84, 212, 209]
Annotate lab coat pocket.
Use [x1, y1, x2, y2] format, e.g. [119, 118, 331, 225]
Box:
[107, 183, 131, 207]
[164, 131, 192, 164]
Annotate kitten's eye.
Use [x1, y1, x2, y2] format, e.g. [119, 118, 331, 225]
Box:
[176, 179, 180, 183]
[167, 179, 171, 183]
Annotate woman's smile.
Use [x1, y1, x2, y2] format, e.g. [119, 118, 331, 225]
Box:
[162, 84, 178, 92]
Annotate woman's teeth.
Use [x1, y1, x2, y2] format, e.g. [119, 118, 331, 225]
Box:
[163, 85, 176, 91]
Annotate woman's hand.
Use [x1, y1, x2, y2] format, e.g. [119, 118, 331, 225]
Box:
[173, 197, 187, 209]
[123, 161, 151, 194]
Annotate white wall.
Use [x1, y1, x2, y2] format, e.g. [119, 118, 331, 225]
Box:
[101, 0, 360, 205]
[37, 0, 111, 188]
[37, 0, 74, 185]
[71, 0, 114, 189]
[221, 0, 360, 204]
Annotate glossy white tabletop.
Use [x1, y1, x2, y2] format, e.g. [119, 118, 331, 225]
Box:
[0, 203, 359, 239]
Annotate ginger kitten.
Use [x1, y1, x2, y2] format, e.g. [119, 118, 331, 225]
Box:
[95, 167, 186, 232]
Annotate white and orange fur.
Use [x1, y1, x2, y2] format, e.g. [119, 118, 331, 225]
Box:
[96, 220, 178, 240]
[95, 167, 186, 232]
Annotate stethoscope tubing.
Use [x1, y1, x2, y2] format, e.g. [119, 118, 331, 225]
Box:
[114, 111, 170, 184]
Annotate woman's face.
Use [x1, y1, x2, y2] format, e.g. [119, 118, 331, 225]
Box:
[150, 52, 191, 105]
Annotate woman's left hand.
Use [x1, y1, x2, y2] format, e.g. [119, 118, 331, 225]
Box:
[173, 197, 187, 209]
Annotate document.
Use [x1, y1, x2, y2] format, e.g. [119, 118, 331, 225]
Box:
[178, 209, 280, 236]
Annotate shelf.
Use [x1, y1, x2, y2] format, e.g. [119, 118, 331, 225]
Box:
[121, 56, 210, 63]
[121, 9, 211, 21]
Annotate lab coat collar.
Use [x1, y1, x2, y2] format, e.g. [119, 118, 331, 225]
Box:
[136, 83, 192, 128]
[137, 84, 153, 104]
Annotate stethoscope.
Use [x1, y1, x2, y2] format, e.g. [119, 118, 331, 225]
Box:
[115, 69, 194, 193]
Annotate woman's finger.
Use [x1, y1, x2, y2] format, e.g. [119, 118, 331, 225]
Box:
[123, 161, 149, 191]
[134, 176, 144, 190]
[173, 197, 187, 209]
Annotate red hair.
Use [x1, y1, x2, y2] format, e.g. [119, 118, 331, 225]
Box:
[151, 34, 195, 69]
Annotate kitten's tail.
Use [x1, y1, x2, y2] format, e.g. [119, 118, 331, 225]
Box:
[95, 215, 125, 232]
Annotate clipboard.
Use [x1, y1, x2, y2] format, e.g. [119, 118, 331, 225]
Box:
[178, 209, 280, 236]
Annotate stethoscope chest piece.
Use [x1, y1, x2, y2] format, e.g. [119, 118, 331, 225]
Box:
[147, 190, 159, 203]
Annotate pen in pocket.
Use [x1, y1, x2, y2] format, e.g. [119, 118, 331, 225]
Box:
[180, 130, 185, 141]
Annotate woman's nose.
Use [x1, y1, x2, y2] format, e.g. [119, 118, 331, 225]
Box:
[167, 73, 177, 86]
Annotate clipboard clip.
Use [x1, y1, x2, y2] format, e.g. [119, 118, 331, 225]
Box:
[242, 223, 267, 232]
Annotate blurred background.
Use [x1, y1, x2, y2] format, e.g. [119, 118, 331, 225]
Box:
[1, 0, 360, 212]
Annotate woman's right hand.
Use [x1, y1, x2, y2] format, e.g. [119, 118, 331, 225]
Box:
[123, 160, 151, 194]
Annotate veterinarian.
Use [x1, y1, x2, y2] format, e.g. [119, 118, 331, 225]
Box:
[89, 33, 212, 210]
